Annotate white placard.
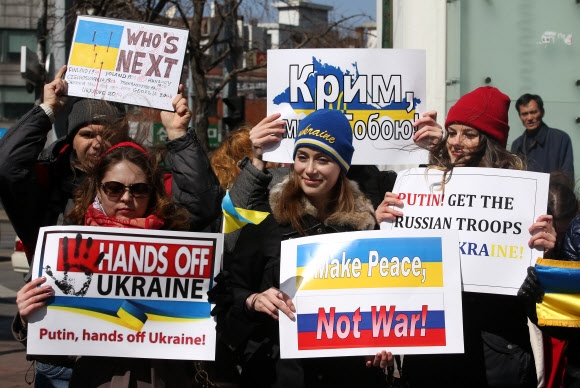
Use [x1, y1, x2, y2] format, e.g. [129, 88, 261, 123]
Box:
[381, 167, 550, 295]
[27, 226, 222, 361]
[65, 16, 189, 111]
[266, 48, 428, 165]
[278, 230, 463, 359]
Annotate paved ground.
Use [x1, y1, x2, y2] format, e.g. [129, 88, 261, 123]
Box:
[0, 258, 33, 387]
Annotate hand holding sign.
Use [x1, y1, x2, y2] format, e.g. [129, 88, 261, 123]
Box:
[43, 65, 69, 115]
[16, 276, 54, 324]
[160, 84, 190, 140]
[249, 113, 285, 170]
[412, 110, 443, 149]
[528, 214, 556, 253]
[375, 192, 404, 223]
[248, 287, 296, 321]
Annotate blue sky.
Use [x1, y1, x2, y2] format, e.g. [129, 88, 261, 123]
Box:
[320, 0, 377, 21]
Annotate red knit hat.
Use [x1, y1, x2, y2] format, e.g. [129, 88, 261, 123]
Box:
[444, 86, 511, 148]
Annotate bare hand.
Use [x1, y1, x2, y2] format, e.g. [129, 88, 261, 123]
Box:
[412, 110, 443, 149]
[249, 113, 285, 170]
[160, 84, 191, 140]
[375, 192, 404, 224]
[250, 287, 296, 320]
[43, 65, 68, 115]
[528, 214, 556, 253]
[16, 277, 53, 324]
[365, 350, 394, 369]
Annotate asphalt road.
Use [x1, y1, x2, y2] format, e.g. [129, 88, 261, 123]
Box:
[0, 258, 34, 387]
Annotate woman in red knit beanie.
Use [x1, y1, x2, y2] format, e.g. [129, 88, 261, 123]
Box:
[377, 86, 555, 388]
[429, 86, 524, 170]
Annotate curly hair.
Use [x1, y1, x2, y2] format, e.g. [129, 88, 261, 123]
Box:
[210, 125, 254, 191]
[210, 124, 280, 190]
[67, 143, 190, 231]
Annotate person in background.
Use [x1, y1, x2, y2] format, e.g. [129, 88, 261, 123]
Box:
[375, 86, 556, 387]
[511, 93, 574, 182]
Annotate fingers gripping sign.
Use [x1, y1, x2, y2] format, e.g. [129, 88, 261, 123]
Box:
[249, 113, 286, 170]
[249, 287, 296, 321]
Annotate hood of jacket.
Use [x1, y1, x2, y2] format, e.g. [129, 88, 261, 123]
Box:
[269, 175, 376, 232]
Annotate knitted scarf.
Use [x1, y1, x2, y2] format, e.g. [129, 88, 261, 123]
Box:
[84, 203, 165, 230]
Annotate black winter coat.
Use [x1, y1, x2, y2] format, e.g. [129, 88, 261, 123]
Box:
[213, 162, 384, 387]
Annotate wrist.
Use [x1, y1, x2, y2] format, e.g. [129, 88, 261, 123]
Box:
[39, 103, 55, 124]
[246, 293, 258, 312]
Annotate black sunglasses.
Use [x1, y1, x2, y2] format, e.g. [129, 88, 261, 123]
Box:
[100, 181, 152, 198]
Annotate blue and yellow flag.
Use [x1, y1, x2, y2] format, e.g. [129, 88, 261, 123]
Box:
[221, 191, 269, 233]
[69, 19, 124, 70]
[536, 258, 580, 328]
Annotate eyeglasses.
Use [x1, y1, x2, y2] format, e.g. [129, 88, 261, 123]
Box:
[100, 181, 152, 198]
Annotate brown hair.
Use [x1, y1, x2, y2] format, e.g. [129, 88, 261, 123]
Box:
[67, 143, 190, 231]
[210, 125, 254, 191]
[273, 167, 355, 236]
[428, 130, 525, 171]
[210, 125, 280, 190]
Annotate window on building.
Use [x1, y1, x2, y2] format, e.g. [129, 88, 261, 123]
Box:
[0, 86, 34, 121]
[0, 29, 37, 64]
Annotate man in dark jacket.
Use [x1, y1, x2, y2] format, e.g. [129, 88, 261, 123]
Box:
[511, 93, 574, 181]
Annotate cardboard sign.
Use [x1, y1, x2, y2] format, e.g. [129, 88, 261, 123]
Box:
[279, 230, 463, 358]
[266, 48, 427, 165]
[381, 167, 550, 295]
[27, 226, 222, 360]
[65, 16, 189, 111]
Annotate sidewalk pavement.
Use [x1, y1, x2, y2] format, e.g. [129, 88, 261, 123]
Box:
[0, 271, 34, 387]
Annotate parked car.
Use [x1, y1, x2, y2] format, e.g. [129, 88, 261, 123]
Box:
[11, 237, 29, 274]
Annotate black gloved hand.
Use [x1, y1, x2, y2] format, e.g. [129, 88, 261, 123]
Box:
[518, 266, 544, 303]
[207, 271, 232, 317]
[517, 266, 544, 322]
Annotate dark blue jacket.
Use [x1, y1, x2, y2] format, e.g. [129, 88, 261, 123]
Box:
[511, 123, 574, 181]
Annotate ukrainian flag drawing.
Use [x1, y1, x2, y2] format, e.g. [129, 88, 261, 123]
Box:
[221, 191, 269, 233]
[536, 258, 580, 327]
[69, 20, 124, 70]
[49, 297, 210, 331]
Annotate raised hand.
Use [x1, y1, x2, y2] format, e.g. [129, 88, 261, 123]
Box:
[249, 113, 286, 170]
[43, 65, 68, 115]
[413, 110, 443, 149]
[160, 84, 191, 140]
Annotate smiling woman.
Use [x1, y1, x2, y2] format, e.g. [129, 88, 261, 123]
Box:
[211, 109, 392, 387]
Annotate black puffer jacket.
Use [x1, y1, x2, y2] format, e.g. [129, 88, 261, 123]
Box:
[0, 105, 223, 261]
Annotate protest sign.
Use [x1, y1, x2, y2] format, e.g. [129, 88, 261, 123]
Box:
[278, 230, 463, 358]
[27, 226, 222, 360]
[381, 167, 549, 295]
[65, 16, 189, 111]
[266, 49, 427, 166]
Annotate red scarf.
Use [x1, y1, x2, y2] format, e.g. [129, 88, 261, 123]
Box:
[84, 204, 165, 230]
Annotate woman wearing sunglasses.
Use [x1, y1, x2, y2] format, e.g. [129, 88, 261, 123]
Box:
[14, 94, 221, 387]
